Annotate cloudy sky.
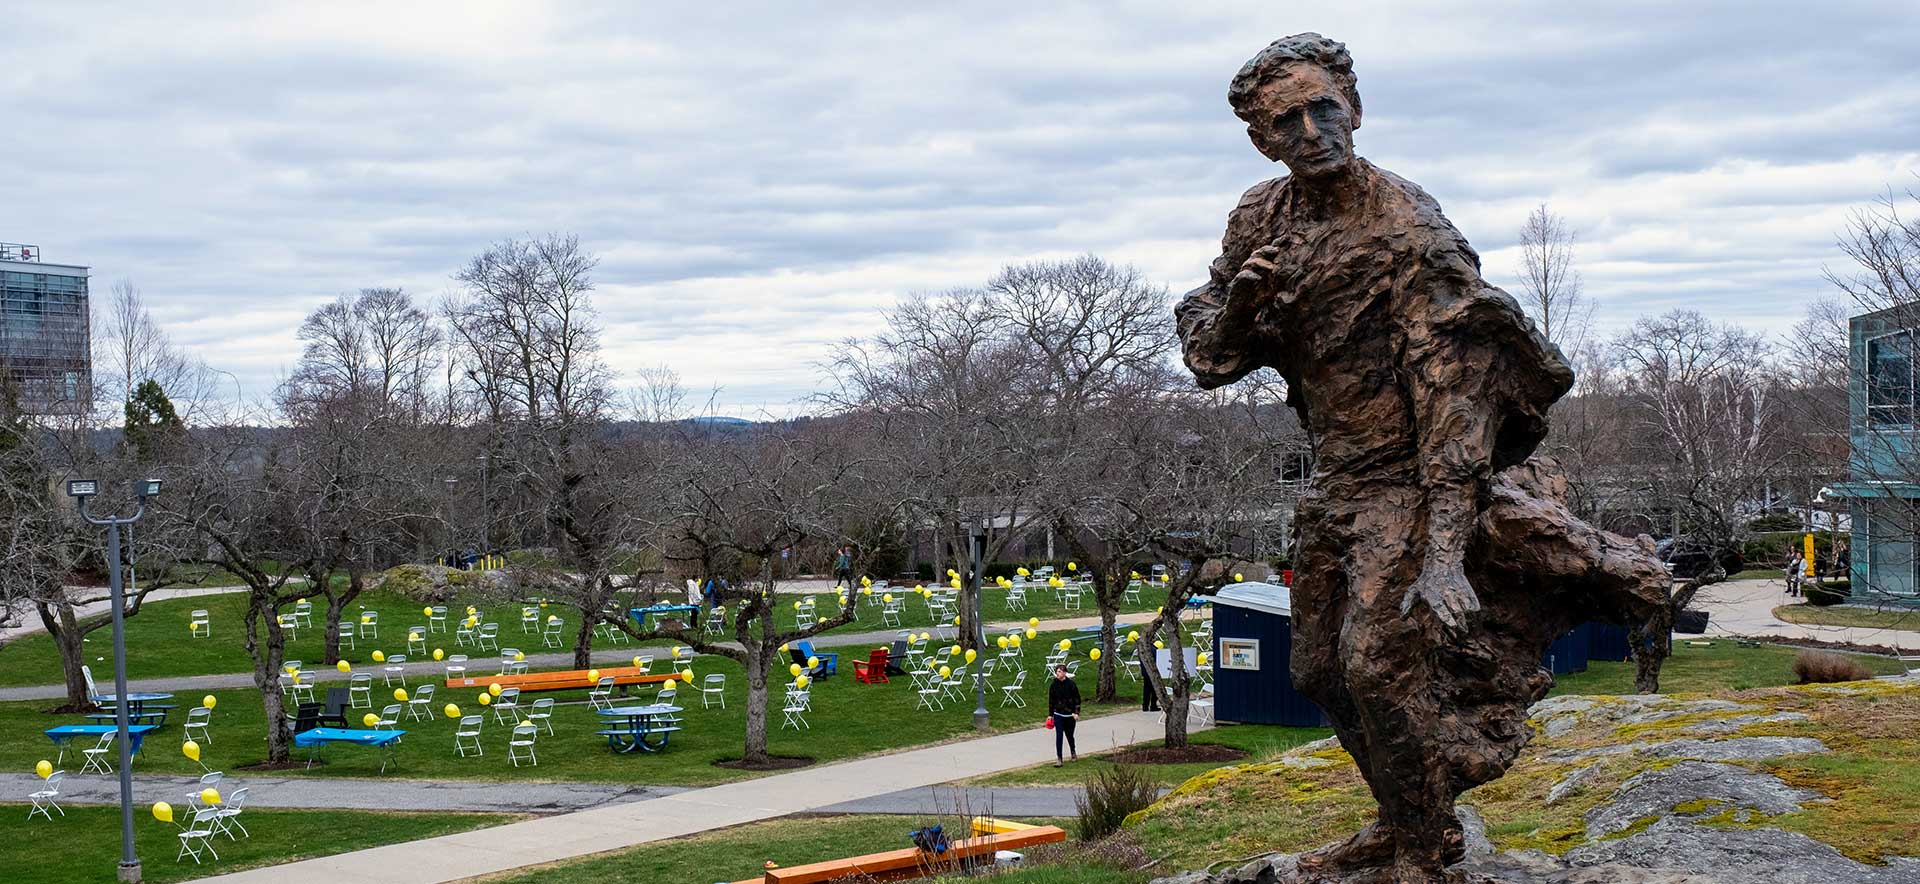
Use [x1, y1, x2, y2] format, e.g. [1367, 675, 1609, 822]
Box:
[7, 1, 1918, 415]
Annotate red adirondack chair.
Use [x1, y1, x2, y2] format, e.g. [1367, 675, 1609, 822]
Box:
[853, 647, 890, 684]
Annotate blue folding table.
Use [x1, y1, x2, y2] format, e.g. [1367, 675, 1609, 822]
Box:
[628, 605, 701, 630]
[44, 724, 159, 764]
[294, 727, 405, 772]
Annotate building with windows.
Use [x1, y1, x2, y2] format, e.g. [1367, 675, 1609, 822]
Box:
[1824, 304, 1920, 602]
[0, 242, 91, 415]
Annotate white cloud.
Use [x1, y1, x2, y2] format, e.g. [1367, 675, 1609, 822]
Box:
[6, 0, 1918, 414]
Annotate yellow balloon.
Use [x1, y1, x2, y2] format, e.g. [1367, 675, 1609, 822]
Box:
[467, 606, 477, 615]
[679, 669, 693, 681]
[807, 656, 820, 668]
[1089, 648, 1102, 661]
[1057, 639, 1072, 650]
[444, 704, 461, 719]
[882, 594, 893, 603]
[948, 644, 961, 656]
[1154, 640, 1166, 649]
[363, 712, 380, 727]
[202, 695, 217, 710]
[939, 666, 951, 677]
[409, 632, 422, 642]
[477, 692, 492, 706]
[964, 649, 978, 663]
[336, 660, 351, 673]
[862, 587, 872, 595]
[779, 643, 790, 653]
[996, 636, 1008, 648]
[182, 740, 201, 762]
[152, 802, 174, 823]
[1126, 631, 1140, 642]
[918, 632, 930, 641]
[1068, 562, 1077, 571]
[1025, 628, 1037, 640]
[201, 788, 221, 806]
[793, 600, 802, 610]
[1017, 567, 1030, 576]
[35, 760, 52, 779]
[670, 647, 682, 658]
[489, 683, 503, 696]
[950, 577, 961, 588]
[1010, 636, 1022, 647]
[372, 650, 386, 663]
[514, 651, 525, 661]
[952, 615, 961, 625]
[423, 607, 433, 617]
[789, 663, 803, 677]
[433, 649, 445, 661]
[947, 569, 958, 578]
[663, 678, 677, 691]
[1198, 652, 1211, 666]
[587, 669, 601, 681]
[795, 674, 810, 688]
[632, 656, 643, 668]
[394, 688, 409, 702]
[1028, 617, 1039, 628]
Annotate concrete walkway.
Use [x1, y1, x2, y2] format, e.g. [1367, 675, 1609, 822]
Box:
[1690, 578, 1920, 651]
[0, 612, 1158, 703]
[189, 709, 1195, 884]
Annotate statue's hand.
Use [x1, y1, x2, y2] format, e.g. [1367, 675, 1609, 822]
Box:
[1226, 245, 1283, 319]
[1401, 560, 1481, 637]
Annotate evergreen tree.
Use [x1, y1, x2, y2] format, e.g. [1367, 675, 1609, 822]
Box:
[123, 378, 185, 461]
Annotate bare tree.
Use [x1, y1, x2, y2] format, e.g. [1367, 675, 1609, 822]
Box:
[94, 280, 219, 422]
[1517, 204, 1593, 353]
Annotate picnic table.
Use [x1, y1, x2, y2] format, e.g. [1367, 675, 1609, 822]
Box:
[594, 704, 682, 753]
[293, 727, 405, 772]
[446, 665, 673, 694]
[628, 604, 700, 629]
[44, 724, 160, 763]
[92, 692, 176, 725]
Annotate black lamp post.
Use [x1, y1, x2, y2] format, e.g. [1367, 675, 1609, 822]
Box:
[968, 518, 989, 730]
[68, 477, 161, 884]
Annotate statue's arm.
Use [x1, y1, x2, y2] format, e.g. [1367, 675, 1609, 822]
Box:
[1175, 182, 1286, 388]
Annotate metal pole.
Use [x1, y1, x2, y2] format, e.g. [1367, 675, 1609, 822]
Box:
[479, 454, 490, 562]
[970, 523, 989, 731]
[104, 519, 140, 883]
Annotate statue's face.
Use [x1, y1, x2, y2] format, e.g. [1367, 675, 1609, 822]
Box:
[1239, 62, 1356, 178]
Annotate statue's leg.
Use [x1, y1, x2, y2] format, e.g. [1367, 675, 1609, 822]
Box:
[1479, 465, 1669, 628]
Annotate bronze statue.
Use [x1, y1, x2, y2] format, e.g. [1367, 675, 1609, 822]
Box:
[1177, 34, 1670, 883]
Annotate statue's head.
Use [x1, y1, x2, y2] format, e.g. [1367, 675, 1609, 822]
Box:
[1229, 33, 1362, 178]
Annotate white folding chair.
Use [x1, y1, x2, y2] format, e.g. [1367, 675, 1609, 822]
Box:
[1000, 669, 1028, 707]
[293, 600, 314, 627]
[454, 715, 485, 757]
[187, 772, 224, 812]
[176, 807, 222, 863]
[375, 704, 403, 731]
[336, 622, 356, 651]
[588, 676, 615, 711]
[348, 673, 373, 708]
[633, 654, 653, 674]
[781, 688, 811, 729]
[429, 606, 448, 633]
[703, 608, 726, 635]
[213, 786, 250, 839]
[276, 613, 300, 640]
[541, 619, 563, 648]
[80, 732, 116, 775]
[184, 706, 213, 746]
[358, 610, 380, 639]
[382, 654, 409, 687]
[1190, 681, 1217, 726]
[407, 627, 427, 656]
[446, 654, 469, 679]
[492, 687, 522, 725]
[189, 610, 212, 638]
[477, 623, 500, 652]
[527, 697, 556, 735]
[701, 673, 727, 709]
[28, 770, 65, 820]
[882, 600, 903, 628]
[407, 684, 436, 721]
[507, 722, 539, 767]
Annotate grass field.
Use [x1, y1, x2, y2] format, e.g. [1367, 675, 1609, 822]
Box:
[1549, 639, 1907, 695]
[0, 627, 1147, 788]
[1772, 603, 1920, 632]
[0, 581, 1165, 689]
[973, 722, 1332, 787]
[0, 804, 513, 884]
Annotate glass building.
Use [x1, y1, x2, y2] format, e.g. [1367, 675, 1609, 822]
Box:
[0, 242, 91, 415]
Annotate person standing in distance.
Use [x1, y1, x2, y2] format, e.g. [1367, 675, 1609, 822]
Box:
[1048, 663, 1080, 767]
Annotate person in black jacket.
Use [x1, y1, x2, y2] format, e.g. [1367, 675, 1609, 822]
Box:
[1048, 664, 1081, 766]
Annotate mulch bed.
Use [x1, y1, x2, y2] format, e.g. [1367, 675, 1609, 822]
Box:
[1106, 744, 1248, 765]
[715, 754, 817, 772]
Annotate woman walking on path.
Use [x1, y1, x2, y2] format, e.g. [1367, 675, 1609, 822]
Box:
[1048, 664, 1080, 767]
[832, 547, 854, 590]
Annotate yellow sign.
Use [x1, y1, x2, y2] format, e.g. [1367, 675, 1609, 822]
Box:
[1804, 533, 1816, 578]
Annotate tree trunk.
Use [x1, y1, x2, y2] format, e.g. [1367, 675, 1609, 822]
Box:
[246, 597, 293, 764]
[323, 595, 346, 666]
[572, 609, 596, 670]
[1162, 620, 1191, 749]
[1629, 570, 1718, 694]
[38, 599, 95, 711]
[742, 640, 770, 764]
[1095, 586, 1118, 703]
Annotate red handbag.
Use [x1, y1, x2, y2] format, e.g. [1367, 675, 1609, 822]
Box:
[1043, 716, 1055, 730]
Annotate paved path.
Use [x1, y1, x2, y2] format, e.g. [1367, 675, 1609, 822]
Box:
[0, 612, 1158, 703]
[1690, 578, 1920, 651]
[0, 770, 1098, 817]
[189, 709, 1198, 884]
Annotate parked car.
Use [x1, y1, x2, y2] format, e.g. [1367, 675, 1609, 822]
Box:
[1655, 539, 1745, 580]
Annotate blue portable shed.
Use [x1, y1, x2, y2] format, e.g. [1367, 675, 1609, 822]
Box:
[1202, 582, 1326, 727]
[1542, 627, 1589, 675]
[1583, 622, 1633, 663]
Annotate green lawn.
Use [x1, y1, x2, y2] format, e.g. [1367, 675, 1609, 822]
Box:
[1772, 603, 1920, 631]
[974, 723, 1332, 787]
[480, 814, 1074, 884]
[0, 628, 1143, 788]
[1550, 640, 1907, 696]
[0, 581, 1168, 689]
[0, 804, 512, 884]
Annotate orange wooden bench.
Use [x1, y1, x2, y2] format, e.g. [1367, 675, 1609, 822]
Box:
[728, 818, 1067, 884]
[443, 665, 675, 693]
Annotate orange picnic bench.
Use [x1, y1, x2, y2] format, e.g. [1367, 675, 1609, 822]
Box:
[443, 665, 675, 693]
[728, 818, 1067, 884]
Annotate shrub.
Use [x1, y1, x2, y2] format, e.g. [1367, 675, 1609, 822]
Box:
[1793, 650, 1874, 684]
[1748, 513, 1802, 533]
[1806, 582, 1851, 607]
[1076, 764, 1159, 841]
